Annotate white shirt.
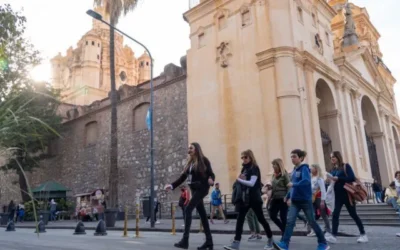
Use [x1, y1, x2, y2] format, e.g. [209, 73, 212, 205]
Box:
[311, 176, 327, 201]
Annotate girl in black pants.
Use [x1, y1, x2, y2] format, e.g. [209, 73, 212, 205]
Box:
[326, 151, 368, 244]
[268, 158, 290, 234]
[224, 150, 274, 250]
[165, 142, 215, 250]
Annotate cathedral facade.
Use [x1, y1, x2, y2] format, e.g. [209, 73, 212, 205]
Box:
[50, 7, 151, 106]
[185, 0, 400, 191]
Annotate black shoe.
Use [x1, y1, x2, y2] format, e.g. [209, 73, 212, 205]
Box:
[174, 239, 189, 249]
[198, 240, 213, 250]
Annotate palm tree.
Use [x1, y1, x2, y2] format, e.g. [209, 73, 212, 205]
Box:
[93, 0, 139, 212]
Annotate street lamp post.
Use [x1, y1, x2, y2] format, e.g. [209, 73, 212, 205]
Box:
[87, 10, 156, 228]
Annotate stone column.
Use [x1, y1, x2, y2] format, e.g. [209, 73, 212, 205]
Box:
[338, 82, 359, 174]
[354, 90, 372, 180]
[379, 109, 395, 184]
[370, 131, 390, 185]
[304, 65, 324, 166]
[333, 81, 348, 158]
[275, 55, 305, 158]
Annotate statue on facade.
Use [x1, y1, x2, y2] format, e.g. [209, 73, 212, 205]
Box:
[342, 3, 359, 49]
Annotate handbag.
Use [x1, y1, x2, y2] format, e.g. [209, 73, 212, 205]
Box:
[343, 164, 367, 205]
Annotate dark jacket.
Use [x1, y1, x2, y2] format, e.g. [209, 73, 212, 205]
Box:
[372, 183, 382, 192]
[171, 157, 215, 190]
[231, 181, 249, 212]
[331, 163, 356, 195]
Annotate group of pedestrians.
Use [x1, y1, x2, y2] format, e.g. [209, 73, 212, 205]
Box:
[7, 200, 25, 223]
[165, 142, 369, 250]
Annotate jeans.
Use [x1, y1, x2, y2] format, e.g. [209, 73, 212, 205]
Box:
[387, 197, 399, 210]
[246, 209, 260, 234]
[183, 188, 212, 241]
[268, 198, 288, 233]
[332, 193, 365, 236]
[50, 210, 57, 221]
[234, 201, 273, 241]
[374, 192, 382, 203]
[281, 200, 326, 245]
[307, 198, 331, 233]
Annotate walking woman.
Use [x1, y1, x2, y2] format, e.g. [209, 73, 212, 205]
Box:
[224, 150, 274, 250]
[326, 151, 368, 244]
[165, 142, 215, 250]
[268, 158, 289, 234]
[307, 164, 332, 237]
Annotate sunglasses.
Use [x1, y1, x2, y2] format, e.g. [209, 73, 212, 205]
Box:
[241, 156, 249, 160]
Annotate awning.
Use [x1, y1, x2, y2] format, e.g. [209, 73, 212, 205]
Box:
[31, 181, 70, 193]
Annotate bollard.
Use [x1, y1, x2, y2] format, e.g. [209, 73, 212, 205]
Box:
[123, 206, 128, 237]
[135, 203, 140, 238]
[5, 220, 15, 232]
[171, 203, 176, 236]
[73, 221, 86, 235]
[94, 219, 107, 236]
[35, 219, 46, 233]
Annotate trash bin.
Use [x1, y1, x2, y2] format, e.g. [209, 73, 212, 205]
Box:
[0, 213, 9, 225]
[38, 211, 50, 225]
[142, 196, 150, 218]
[117, 211, 125, 221]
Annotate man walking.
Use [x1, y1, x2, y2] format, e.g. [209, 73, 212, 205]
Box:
[274, 149, 329, 250]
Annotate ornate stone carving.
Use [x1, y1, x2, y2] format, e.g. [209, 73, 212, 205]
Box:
[314, 34, 324, 54]
[216, 41, 232, 68]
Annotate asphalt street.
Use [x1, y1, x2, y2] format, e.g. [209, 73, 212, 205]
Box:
[0, 229, 399, 250]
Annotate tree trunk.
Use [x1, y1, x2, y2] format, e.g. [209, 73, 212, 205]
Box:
[108, 20, 119, 209]
[18, 169, 30, 202]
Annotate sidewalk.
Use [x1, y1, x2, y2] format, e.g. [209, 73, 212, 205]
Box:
[1, 218, 357, 237]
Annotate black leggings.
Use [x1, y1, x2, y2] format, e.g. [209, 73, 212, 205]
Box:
[183, 188, 212, 240]
[332, 193, 365, 236]
[234, 201, 273, 241]
[268, 198, 288, 233]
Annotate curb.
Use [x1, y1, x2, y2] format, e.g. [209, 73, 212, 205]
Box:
[0, 226, 356, 237]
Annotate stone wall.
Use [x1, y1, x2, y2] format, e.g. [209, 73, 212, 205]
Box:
[24, 58, 188, 213]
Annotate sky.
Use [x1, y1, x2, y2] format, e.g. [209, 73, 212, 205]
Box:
[1, 0, 400, 108]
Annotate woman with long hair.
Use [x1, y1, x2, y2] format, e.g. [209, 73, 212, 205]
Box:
[306, 164, 331, 237]
[268, 158, 290, 234]
[326, 151, 367, 244]
[165, 143, 215, 250]
[224, 150, 274, 250]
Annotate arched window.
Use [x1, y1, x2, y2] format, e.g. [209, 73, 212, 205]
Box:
[85, 121, 98, 146]
[146, 62, 149, 66]
[133, 103, 150, 131]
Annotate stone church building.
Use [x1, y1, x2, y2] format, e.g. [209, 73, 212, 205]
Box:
[51, 6, 151, 106]
[1, 0, 399, 208]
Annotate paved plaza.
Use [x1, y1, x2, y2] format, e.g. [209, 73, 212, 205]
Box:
[0, 228, 399, 250]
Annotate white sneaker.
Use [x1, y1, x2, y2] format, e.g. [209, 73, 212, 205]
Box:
[396, 233, 400, 237]
[325, 233, 337, 244]
[307, 231, 316, 237]
[155, 221, 160, 224]
[357, 235, 368, 243]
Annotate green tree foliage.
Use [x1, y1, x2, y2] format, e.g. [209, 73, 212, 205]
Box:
[0, 4, 62, 202]
[0, 4, 40, 98]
